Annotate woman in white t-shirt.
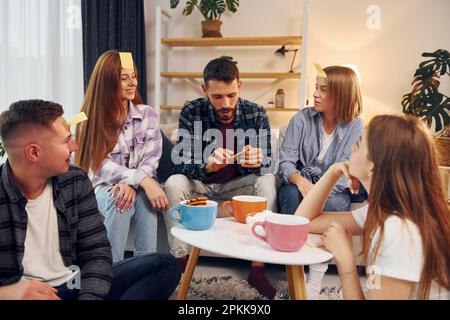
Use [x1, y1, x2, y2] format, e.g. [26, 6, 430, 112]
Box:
[295, 114, 449, 299]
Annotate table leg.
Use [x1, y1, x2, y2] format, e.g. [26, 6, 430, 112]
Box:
[176, 247, 200, 300]
[286, 265, 307, 300]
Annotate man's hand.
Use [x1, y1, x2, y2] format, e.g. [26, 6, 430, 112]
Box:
[140, 177, 169, 210]
[0, 280, 60, 300]
[204, 148, 235, 174]
[111, 183, 136, 213]
[239, 145, 263, 169]
[296, 177, 314, 198]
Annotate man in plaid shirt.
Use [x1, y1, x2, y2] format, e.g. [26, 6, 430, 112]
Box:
[0, 100, 180, 300]
[164, 57, 278, 299]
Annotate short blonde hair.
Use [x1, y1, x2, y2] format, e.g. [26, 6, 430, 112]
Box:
[324, 66, 362, 123]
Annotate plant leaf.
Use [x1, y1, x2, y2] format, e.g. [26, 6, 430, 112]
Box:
[183, 0, 198, 16]
[170, 0, 180, 9]
[225, 0, 239, 12]
[200, 0, 226, 20]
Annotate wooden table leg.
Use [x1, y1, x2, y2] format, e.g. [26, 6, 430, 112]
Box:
[176, 247, 200, 300]
[286, 265, 307, 300]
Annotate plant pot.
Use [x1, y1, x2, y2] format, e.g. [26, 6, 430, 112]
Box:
[434, 135, 450, 166]
[201, 20, 222, 38]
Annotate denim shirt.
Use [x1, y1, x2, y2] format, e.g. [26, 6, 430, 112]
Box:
[278, 107, 364, 195]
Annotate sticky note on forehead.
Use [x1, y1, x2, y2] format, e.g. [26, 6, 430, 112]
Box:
[314, 63, 327, 78]
[67, 112, 88, 127]
[119, 52, 134, 69]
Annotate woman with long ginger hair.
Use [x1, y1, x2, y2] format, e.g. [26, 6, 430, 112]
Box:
[75, 50, 169, 263]
[295, 114, 449, 299]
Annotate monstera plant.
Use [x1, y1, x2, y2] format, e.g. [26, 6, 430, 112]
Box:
[170, 0, 239, 37]
[402, 49, 450, 165]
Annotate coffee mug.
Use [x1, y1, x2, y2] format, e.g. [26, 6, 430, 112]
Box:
[222, 195, 267, 224]
[167, 200, 217, 231]
[251, 214, 309, 252]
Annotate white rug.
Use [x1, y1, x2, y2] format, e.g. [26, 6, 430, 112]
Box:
[181, 274, 343, 300]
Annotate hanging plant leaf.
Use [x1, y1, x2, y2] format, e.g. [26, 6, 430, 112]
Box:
[170, 0, 180, 9]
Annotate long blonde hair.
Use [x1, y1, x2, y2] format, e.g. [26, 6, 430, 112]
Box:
[363, 115, 450, 299]
[324, 66, 362, 123]
[75, 50, 142, 173]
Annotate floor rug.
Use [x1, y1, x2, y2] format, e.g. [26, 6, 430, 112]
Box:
[181, 274, 343, 300]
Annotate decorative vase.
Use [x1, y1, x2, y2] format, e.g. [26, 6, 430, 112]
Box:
[201, 20, 222, 38]
[435, 135, 450, 166]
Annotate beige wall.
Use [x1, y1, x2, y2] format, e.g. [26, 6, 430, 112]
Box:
[145, 0, 450, 129]
[306, 0, 450, 125]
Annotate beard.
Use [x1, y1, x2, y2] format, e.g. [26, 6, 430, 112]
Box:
[215, 108, 235, 121]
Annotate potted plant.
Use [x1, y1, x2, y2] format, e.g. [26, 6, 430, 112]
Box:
[402, 49, 450, 166]
[169, 0, 239, 38]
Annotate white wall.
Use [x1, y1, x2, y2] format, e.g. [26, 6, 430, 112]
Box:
[144, 0, 450, 129]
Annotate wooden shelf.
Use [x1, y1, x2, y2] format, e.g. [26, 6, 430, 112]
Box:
[160, 105, 299, 112]
[161, 72, 300, 79]
[161, 36, 302, 47]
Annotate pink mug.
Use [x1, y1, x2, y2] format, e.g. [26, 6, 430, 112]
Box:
[251, 214, 309, 252]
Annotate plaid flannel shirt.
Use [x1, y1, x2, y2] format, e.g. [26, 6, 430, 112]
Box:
[0, 162, 113, 300]
[89, 102, 162, 190]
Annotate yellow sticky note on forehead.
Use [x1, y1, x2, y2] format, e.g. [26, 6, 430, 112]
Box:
[119, 52, 134, 69]
[67, 112, 88, 127]
[314, 63, 327, 78]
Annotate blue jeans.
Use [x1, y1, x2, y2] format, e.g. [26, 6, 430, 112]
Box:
[96, 185, 158, 263]
[277, 183, 351, 214]
[55, 253, 181, 300]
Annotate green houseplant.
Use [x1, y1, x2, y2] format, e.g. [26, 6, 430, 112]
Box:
[169, 0, 239, 37]
[402, 49, 450, 165]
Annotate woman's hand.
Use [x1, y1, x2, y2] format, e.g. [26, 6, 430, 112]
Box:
[321, 222, 354, 263]
[296, 177, 314, 198]
[141, 177, 169, 210]
[330, 161, 360, 194]
[111, 183, 136, 213]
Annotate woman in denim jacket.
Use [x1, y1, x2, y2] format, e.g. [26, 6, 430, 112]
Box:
[277, 66, 364, 299]
[278, 65, 364, 215]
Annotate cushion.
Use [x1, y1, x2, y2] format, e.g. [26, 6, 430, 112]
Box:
[156, 132, 175, 183]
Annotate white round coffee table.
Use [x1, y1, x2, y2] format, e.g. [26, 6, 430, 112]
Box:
[171, 217, 333, 300]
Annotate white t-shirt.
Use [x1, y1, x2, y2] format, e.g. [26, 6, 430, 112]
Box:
[352, 205, 449, 300]
[21, 182, 78, 287]
[315, 126, 336, 164]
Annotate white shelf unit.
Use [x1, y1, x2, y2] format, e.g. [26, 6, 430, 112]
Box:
[154, 2, 309, 116]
